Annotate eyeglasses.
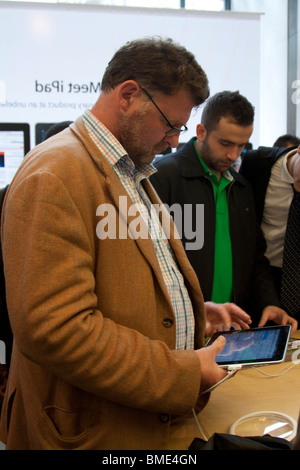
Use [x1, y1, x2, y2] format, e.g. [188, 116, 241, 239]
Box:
[140, 86, 188, 137]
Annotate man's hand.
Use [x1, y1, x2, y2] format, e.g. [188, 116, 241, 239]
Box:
[205, 301, 252, 336]
[258, 305, 298, 333]
[287, 145, 300, 192]
[195, 335, 227, 395]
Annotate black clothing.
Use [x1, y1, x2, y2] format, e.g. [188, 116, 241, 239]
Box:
[239, 145, 299, 320]
[150, 138, 281, 324]
[239, 146, 296, 223]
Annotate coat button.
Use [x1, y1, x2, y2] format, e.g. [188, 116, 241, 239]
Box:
[162, 318, 173, 328]
[160, 414, 170, 423]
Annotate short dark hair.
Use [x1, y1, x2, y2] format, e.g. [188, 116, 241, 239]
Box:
[201, 90, 255, 132]
[273, 134, 300, 148]
[101, 37, 209, 108]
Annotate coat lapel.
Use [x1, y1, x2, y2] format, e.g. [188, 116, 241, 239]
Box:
[70, 120, 168, 296]
[71, 117, 203, 318]
[106, 175, 172, 302]
[144, 180, 202, 294]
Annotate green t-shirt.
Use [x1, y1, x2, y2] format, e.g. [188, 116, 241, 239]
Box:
[194, 143, 233, 303]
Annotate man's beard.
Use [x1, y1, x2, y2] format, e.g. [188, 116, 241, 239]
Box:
[200, 139, 219, 172]
[200, 138, 232, 173]
[118, 107, 167, 166]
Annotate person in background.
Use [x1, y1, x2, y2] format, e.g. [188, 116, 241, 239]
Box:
[0, 38, 252, 451]
[151, 91, 297, 332]
[273, 134, 300, 149]
[240, 142, 300, 322]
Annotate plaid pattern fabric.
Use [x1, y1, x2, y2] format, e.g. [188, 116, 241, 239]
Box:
[83, 110, 195, 350]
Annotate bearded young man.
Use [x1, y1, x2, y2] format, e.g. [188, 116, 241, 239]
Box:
[151, 91, 297, 332]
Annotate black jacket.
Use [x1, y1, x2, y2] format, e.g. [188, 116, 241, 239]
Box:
[150, 138, 281, 323]
[239, 145, 296, 223]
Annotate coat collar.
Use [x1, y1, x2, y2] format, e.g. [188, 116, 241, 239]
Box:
[69, 117, 202, 316]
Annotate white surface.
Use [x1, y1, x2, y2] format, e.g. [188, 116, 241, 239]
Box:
[0, 2, 261, 149]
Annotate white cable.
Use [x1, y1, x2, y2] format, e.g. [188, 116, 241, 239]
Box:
[251, 363, 297, 377]
[192, 368, 239, 441]
[199, 367, 239, 396]
[230, 411, 298, 441]
[192, 408, 208, 441]
[288, 340, 300, 349]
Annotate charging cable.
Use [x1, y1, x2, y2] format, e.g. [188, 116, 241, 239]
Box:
[192, 366, 240, 441]
[192, 353, 300, 441]
[192, 408, 208, 441]
[251, 362, 298, 377]
[288, 339, 300, 350]
[198, 366, 240, 396]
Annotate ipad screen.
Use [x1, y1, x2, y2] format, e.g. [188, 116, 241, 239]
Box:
[206, 325, 291, 367]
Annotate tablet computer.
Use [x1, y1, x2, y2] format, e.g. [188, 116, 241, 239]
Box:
[206, 325, 291, 369]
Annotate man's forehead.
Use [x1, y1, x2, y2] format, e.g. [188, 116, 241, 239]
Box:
[214, 116, 253, 140]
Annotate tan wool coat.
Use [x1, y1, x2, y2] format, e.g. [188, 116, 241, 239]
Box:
[0, 118, 207, 450]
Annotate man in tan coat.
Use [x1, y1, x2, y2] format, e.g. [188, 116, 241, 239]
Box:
[0, 38, 251, 450]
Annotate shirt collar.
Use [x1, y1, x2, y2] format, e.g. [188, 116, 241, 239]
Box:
[82, 109, 157, 180]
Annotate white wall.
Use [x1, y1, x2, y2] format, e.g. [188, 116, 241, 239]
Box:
[0, 2, 262, 147]
[231, 0, 289, 146]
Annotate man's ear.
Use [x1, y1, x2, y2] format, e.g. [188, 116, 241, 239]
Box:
[117, 80, 140, 111]
[196, 123, 207, 142]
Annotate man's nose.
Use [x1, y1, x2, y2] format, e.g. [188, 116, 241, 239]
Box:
[164, 133, 181, 149]
[226, 146, 240, 161]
